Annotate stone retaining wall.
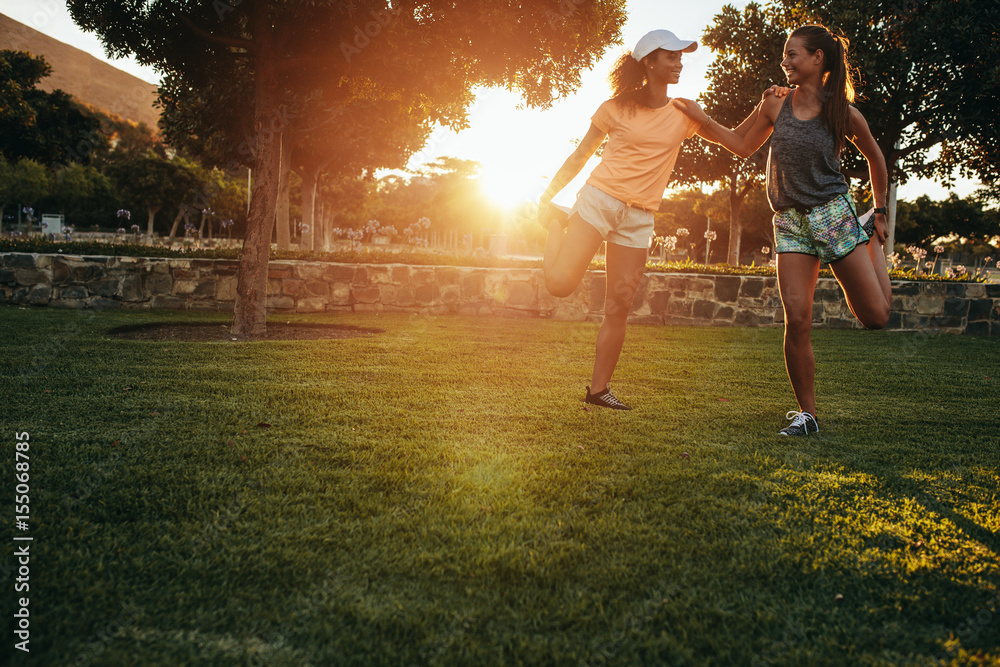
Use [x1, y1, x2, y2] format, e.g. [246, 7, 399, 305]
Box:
[2, 253, 998, 335]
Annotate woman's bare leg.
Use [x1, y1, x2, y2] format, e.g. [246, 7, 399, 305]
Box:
[866, 237, 892, 304]
[543, 215, 604, 298]
[830, 241, 891, 329]
[590, 242, 647, 393]
[777, 253, 821, 416]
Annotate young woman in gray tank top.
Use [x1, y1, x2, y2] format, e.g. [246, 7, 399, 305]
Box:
[670, 24, 892, 436]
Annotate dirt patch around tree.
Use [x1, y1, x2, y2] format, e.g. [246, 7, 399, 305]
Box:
[107, 322, 384, 342]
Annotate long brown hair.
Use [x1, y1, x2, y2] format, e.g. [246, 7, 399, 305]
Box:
[608, 52, 649, 114]
[789, 25, 856, 155]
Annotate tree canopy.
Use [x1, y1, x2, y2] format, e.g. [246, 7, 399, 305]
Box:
[0, 50, 105, 166]
[69, 0, 627, 337]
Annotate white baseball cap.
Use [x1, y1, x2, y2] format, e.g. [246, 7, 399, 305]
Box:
[632, 29, 698, 61]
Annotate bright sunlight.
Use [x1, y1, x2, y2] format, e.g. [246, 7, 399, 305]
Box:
[478, 161, 543, 211]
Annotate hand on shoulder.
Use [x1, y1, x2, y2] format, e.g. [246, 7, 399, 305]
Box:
[762, 85, 793, 101]
[759, 89, 786, 122]
[670, 97, 709, 125]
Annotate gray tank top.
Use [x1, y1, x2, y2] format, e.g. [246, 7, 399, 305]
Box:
[766, 92, 848, 211]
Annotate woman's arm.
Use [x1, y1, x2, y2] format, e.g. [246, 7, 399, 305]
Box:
[732, 87, 791, 137]
[732, 101, 764, 138]
[847, 106, 889, 244]
[671, 95, 783, 158]
[538, 123, 607, 222]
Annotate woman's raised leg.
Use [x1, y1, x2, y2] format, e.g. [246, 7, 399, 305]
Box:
[543, 214, 604, 298]
[829, 241, 891, 329]
[777, 253, 821, 416]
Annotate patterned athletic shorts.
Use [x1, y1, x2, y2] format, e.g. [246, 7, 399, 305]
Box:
[773, 194, 871, 263]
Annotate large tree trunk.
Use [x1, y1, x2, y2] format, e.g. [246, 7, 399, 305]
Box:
[232, 6, 282, 339]
[276, 131, 291, 250]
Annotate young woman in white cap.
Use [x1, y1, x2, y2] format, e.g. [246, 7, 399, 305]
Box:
[670, 25, 891, 435]
[540, 29, 783, 410]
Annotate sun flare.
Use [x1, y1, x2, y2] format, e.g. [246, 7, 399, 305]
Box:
[478, 161, 545, 212]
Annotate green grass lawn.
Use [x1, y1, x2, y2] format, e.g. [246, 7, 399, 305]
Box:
[1, 306, 998, 666]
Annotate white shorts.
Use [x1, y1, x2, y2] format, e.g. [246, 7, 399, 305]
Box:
[570, 184, 654, 249]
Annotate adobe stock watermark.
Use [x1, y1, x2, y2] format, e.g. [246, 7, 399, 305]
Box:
[188, 444, 303, 554]
[212, 0, 244, 21]
[244, 567, 349, 666]
[751, 617, 810, 666]
[22, 0, 61, 32]
[60, 402, 181, 520]
[545, 0, 588, 28]
[70, 599, 143, 667]
[583, 582, 675, 666]
[932, 593, 1000, 664]
[340, 6, 403, 63]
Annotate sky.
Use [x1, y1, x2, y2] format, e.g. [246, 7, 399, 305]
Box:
[3, 1, 979, 209]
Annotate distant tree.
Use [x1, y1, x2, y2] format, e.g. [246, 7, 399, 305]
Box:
[0, 50, 105, 166]
[734, 187, 776, 259]
[0, 155, 13, 229]
[671, 3, 786, 265]
[208, 170, 250, 238]
[420, 157, 498, 237]
[50, 163, 110, 216]
[108, 155, 199, 237]
[695, 186, 775, 261]
[70, 0, 627, 337]
[10, 159, 51, 228]
[655, 190, 708, 237]
[42, 163, 115, 229]
[654, 189, 712, 260]
[84, 106, 164, 165]
[894, 194, 1000, 246]
[367, 157, 501, 245]
[319, 174, 373, 233]
[370, 173, 433, 233]
[289, 97, 433, 251]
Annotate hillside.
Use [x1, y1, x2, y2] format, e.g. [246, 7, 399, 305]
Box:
[0, 12, 160, 130]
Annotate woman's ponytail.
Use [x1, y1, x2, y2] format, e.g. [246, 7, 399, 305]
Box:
[608, 52, 648, 114]
[790, 25, 856, 155]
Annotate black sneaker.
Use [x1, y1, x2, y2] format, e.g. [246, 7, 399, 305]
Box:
[778, 410, 819, 436]
[585, 385, 631, 410]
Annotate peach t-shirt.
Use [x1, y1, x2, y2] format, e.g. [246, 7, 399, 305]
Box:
[587, 98, 700, 212]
